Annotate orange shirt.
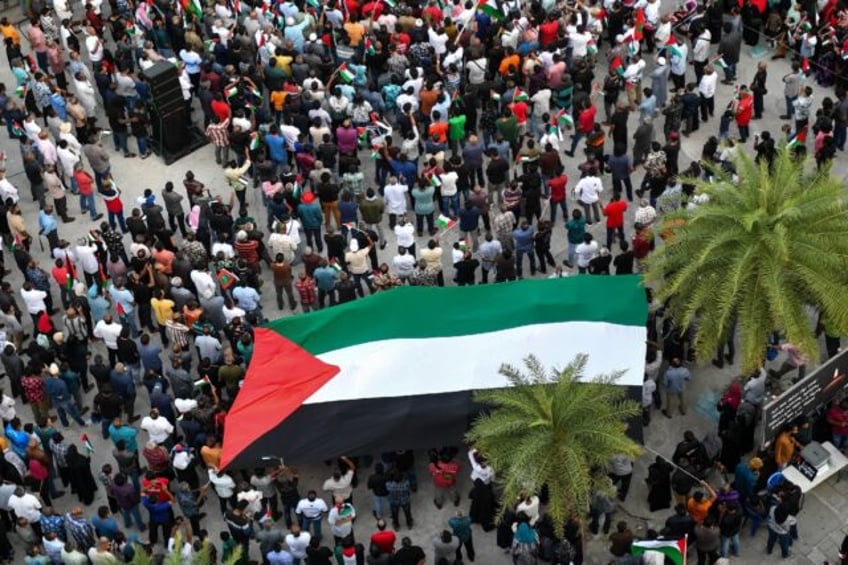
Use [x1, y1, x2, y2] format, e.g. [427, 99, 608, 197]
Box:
[499, 53, 520, 75]
[270, 90, 287, 112]
[419, 88, 439, 116]
[344, 22, 366, 46]
[428, 121, 449, 144]
[0, 23, 20, 46]
[687, 497, 713, 525]
[201, 444, 222, 468]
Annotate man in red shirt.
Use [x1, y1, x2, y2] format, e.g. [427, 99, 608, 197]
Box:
[547, 172, 568, 224]
[734, 85, 754, 143]
[539, 14, 560, 48]
[567, 99, 597, 157]
[603, 192, 628, 249]
[370, 519, 396, 557]
[427, 454, 460, 509]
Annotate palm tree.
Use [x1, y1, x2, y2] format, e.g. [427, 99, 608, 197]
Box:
[465, 354, 641, 534]
[644, 145, 848, 372]
[131, 533, 242, 565]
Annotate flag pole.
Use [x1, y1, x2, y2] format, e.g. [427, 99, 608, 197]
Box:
[683, 533, 688, 565]
[642, 444, 704, 484]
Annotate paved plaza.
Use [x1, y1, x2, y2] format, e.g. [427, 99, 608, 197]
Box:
[2, 5, 848, 563]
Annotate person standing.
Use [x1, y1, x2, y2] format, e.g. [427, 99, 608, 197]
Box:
[663, 358, 691, 418]
[271, 254, 297, 311]
[603, 194, 627, 250]
[573, 169, 603, 225]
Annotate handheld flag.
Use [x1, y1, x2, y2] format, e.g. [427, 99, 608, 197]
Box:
[476, 0, 505, 20]
[194, 375, 212, 387]
[631, 538, 686, 565]
[338, 63, 354, 83]
[81, 434, 94, 454]
[249, 132, 261, 151]
[513, 88, 529, 102]
[329, 259, 343, 273]
[436, 214, 456, 229]
[226, 86, 239, 99]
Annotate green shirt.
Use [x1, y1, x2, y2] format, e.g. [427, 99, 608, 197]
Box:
[496, 116, 519, 142]
[448, 115, 467, 141]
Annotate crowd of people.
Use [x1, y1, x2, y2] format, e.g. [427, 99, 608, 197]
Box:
[0, 0, 845, 561]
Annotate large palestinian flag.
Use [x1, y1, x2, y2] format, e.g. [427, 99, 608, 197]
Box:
[220, 276, 647, 469]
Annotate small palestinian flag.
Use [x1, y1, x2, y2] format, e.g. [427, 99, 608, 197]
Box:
[429, 175, 441, 187]
[249, 132, 261, 151]
[226, 86, 239, 98]
[306, 0, 321, 8]
[194, 375, 212, 387]
[10, 122, 24, 138]
[370, 148, 381, 160]
[513, 88, 528, 102]
[713, 56, 728, 70]
[329, 259, 343, 273]
[587, 38, 598, 56]
[250, 87, 263, 100]
[436, 214, 455, 229]
[116, 301, 126, 317]
[261, 507, 274, 523]
[292, 181, 303, 201]
[218, 277, 647, 468]
[477, 0, 504, 20]
[668, 44, 684, 59]
[787, 129, 807, 150]
[383, 0, 396, 7]
[15, 85, 27, 98]
[633, 7, 645, 41]
[365, 38, 376, 56]
[631, 539, 686, 565]
[556, 110, 574, 129]
[338, 63, 354, 83]
[81, 434, 94, 454]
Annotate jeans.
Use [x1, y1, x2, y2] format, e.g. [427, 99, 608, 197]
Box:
[723, 62, 736, 82]
[832, 433, 848, 449]
[766, 528, 791, 557]
[136, 135, 149, 156]
[549, 200, 568, 223]
[606, 226, 625, 249]
[79, 193, 99, 219]
[304, 227, 323, 252]
[352, 273, 373, 297]
[114, 131, 130, 155]
[120, 505, 145, 529]
[612, 176, 634, 201]
[109, 210, 127, 232]
[214, 144, 230, 164]
[300, 515, 323, 541]
[441, 194, 459, 218]
[785, 96, 796, 117]
[317, 288, 336, 308]
[372, 494, 390, 519]
[566, 241, 577, 266]
[416, 212, 434, 234]
[721, 533, 740, 557]
[390, 503, 413, 528]
[515, 248, 536, 277]
[54, 399, 86, 426]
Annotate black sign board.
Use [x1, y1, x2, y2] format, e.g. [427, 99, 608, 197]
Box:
[762, 349, 848, 446]
[791, 457, 819, 482]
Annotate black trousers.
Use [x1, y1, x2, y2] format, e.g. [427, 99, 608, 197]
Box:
[390, 503, 412, 528]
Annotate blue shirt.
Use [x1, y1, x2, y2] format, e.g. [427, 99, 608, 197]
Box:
[108, 424, 138, 452]
[109, 285, 135, 313]
[91, 515, 120, 540]
[267, 549, 294, 565]
[5, 424, 29, 458]
[44, 376, 71, 404]
[265, 134, 288, 164]
[232, 286, 260, 311]
[139, 343, 163, 373]
[513, 226, 536, 252]
[313, 266, 338, 291]
[664, 366, 691, 394]
[38, 210, 58, 235]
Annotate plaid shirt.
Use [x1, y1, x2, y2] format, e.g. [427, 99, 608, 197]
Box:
[205, 118, 230, 147]
[165, 320, 190, 348]
[295, 277, 317, 304]
[65, 515, 96, 550]
[386, 479, 411, 506]
[50, 439, 70, 467]
[21, 374, 46, 404]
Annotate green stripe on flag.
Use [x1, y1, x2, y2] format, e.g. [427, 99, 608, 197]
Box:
[266, 276, 646, 355]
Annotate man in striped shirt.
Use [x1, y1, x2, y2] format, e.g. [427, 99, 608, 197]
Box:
[205, 116, 230, 165]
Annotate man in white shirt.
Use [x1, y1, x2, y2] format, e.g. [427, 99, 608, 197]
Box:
[575, 233, 599, 274]
[468, 448, 495, 484]
[327, 496, 356, 541]
[392, 248, 416, 281]
[384, 177, 409, 226]
[296, 491, 329, 539]
[140, 409, 174, 445]
[209, 468, 236, 514]
[623, 54, 647, 108]
[93, 314, 123, 365]
[285, 526, 311, 563]
[190, 265, 217, 300]
[394, 217, 416, 256]
[698, 65, 718, 122]
[322, 456, 356, 501]
[20, 281, 48, 324]
[692, 26, 712, 81]
[9, 486, 42, 523]
[573, 170, 604, 225]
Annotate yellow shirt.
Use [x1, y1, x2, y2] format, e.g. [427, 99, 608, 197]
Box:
[151, 298, 175, 326]
[344, 22, 365, 46]
[0, 24, 20, 46]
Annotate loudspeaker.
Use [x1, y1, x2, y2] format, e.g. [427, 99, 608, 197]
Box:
[142, 61, 184, 116]
[142, 61, 179, 92]
[151, 107, 190, 154]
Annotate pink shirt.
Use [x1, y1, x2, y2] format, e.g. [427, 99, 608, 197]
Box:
[780, 343, 808, 367]
[28, 26, 46, 52]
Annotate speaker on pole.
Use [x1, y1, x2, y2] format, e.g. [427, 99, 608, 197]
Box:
[141, 61, 208, 164]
